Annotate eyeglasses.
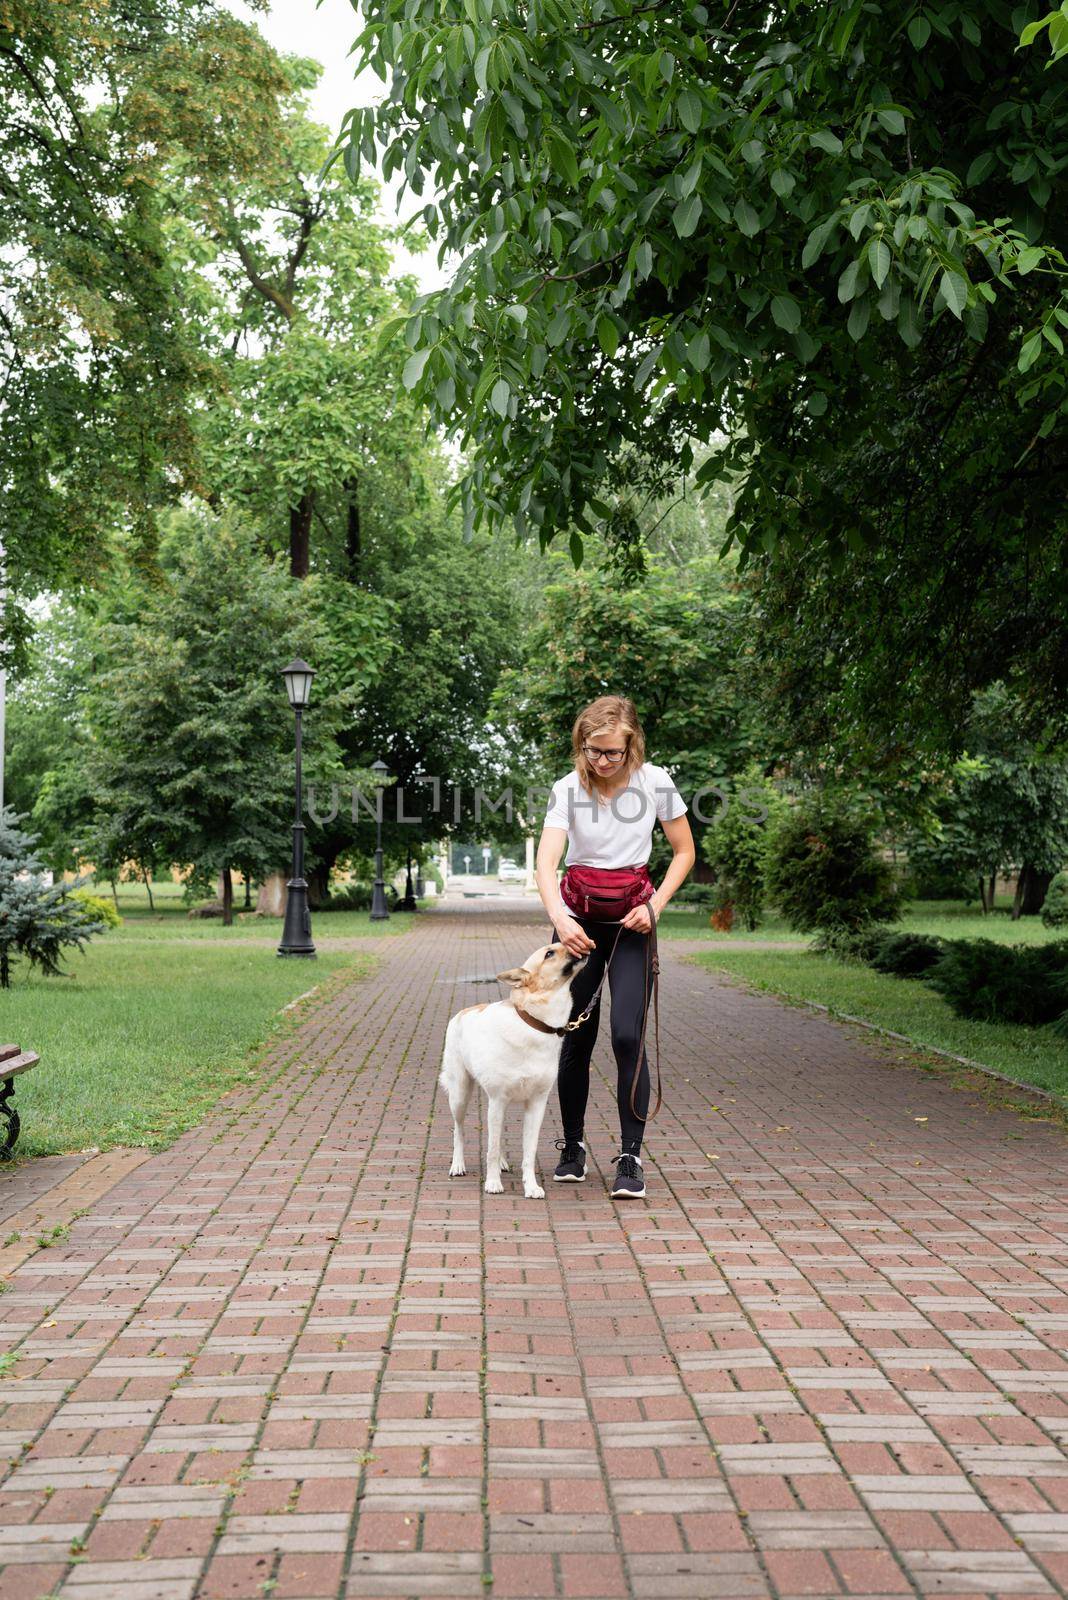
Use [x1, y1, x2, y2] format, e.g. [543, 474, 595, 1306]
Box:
[582, 743, 626, 764]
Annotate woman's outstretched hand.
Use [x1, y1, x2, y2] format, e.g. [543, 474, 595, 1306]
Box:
[556, 914, 597, 956]
[622, 900, 658, 933]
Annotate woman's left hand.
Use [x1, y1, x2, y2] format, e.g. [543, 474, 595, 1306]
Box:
[622, 898, 659, 933]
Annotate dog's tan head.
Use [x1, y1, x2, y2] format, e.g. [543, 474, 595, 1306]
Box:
[496, 942, 587, 994]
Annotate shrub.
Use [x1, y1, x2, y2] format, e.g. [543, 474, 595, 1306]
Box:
[765, 791, 902, 935]
[323, 881, 373, 911]
[0, 806, 106, 987]
[1041, 870, 1068, 928]
[700, 766, 789, 931]
[868, 931, 946, 979]
[811, 924, 894, 964]
[70, 889, 122, 929]
[672, 882, 720, 910]
[926, 938, 1068, 1026]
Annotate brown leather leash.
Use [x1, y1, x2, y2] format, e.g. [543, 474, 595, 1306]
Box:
[543, 910, 662, 1122]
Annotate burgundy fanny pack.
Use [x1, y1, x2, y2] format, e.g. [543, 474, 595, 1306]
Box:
[560, 863, 654, 922]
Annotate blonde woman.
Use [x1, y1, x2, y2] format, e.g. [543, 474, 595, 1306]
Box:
[536, 696, 696, 1198]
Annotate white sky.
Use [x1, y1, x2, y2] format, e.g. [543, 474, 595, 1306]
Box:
[231, 0, 453, 294]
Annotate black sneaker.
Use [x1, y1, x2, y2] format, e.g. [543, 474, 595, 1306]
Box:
[553, 1138, 587, 1182]
[611, 1153, 645, 1199]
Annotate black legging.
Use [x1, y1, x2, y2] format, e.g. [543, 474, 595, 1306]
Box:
[548, 912, 656, 1156]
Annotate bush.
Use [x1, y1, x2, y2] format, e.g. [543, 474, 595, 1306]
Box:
[765, 791, 902, 935]
[70, 889, 122, 929]
[1041, 870, 1068, 928]
[811, 924, 894, 964]
[323, 881, 373, 911]
[868, 931, 946, 979]
[672, 882, 720, 910]
[926, 938, 1068, 1026]
[700, 765, 789, 931]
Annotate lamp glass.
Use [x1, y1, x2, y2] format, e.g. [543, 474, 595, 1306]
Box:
[281, 660, 315, 709]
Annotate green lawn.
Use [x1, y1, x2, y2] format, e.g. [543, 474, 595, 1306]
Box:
[657, 897, 1062, 945]
[83, 875, 423, 943]
[683, 901, 1067, 1106]
[1, 900, 384, 1157]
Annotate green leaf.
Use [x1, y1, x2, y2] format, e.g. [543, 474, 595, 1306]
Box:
[771, 294, 801, 334]
[687, 329, 711, 371]
[569, 530, 584, 567]
[1016, 246, 1044, 275]
[596, 315, 619, 358]
[673, 193, 703, 237]
[877, 107, 906, 135]
[402, 349, 430, 389]
[770, 167, 795, 198]
[897, 295, 922, 349]
[635, 239, 653, 278]
[546, 127, 579, 187]
[801, 217, 836, 269]
[809, 129, 843, 154]
[868, 238, 891, 289]
[677, 89, 703, 133]
[546, 307, 570, 347]
[489, 376, 510, 416]
[966, 150, 996, 186]
[678, 154, 702, 198]
[806, 390, 829, 416]
[1018, 332, 1042, 372]
[740, 139, 765, 166]
[847, 296, 870, 340]
[940, 269, 968, 318]
[908, 13, 931, 48]
[838, 259, 862, 302]
[734, 199, 761, 237]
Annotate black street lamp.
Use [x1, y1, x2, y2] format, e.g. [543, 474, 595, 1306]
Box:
[413, 767, 426, 899]
[278, 659, 316, 959]
[369, 758, 390, 921]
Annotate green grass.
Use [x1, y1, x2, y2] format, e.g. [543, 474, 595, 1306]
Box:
[687, 944, 1068, 1105]
[658, 897, 1064, 945]
[81, 875, 423, 943]
[1, 921, 378, 1157]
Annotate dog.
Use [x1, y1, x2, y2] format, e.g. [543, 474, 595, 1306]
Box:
[438, 942, 588, 1198]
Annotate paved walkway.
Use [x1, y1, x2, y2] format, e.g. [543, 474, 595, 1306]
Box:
[1, 900, 1067, 1600]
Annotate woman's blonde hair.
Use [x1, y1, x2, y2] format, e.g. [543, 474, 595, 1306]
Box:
[571, 695, 647, 800]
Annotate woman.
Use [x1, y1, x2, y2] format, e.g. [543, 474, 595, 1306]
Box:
[536, 696, 696, 1198]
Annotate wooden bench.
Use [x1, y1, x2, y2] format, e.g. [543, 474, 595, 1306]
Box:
[0, 1044, 40, 1160]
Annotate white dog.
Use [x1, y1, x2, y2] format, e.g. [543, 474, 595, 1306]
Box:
[438, 942, 588, 1198]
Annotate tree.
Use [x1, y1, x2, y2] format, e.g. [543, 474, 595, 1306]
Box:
[1, 0, 289, 656]
[79, 512, 383, 924]
[700, 762, 790, 929]
[902, 683, 1068, 915]
[167, 58, 435, 582]
[0, 806, 104, 988]
[342, 0, 1068, 731]
[765, 789, 902, 934]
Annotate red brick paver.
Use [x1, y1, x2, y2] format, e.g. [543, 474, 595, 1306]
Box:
[0, 899, 1066, 1600]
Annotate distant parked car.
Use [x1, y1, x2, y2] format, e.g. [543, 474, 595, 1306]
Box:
[497, 858, 525, 882]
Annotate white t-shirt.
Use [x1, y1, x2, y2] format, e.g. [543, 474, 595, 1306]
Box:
[542, 761, 688, 868]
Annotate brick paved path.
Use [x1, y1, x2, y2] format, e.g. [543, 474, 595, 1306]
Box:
[1, 900, 1067, 1600]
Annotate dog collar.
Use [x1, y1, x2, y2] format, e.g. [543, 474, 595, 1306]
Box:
[515, 1005, 566, 1036]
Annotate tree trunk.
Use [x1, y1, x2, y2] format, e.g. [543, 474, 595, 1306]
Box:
[143, 868, 154, 912]
[289, 491, 314, 578]
[308, 861, 331, 908]
[978, 873, 990, 914]
[345, 477, 360, 578]
[244, 876, 252, 909]
[1013, 863, 1054, 919]
[988, 870, 996, 912]
[221, 865, 234, 927]
[0, 946, 8, 988]
[110, 876, 119, 910]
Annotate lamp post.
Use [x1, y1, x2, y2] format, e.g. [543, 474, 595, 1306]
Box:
[413, 767, 425, 898]
[369, 759, 390, 921]
[278, 659, 316, 959]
